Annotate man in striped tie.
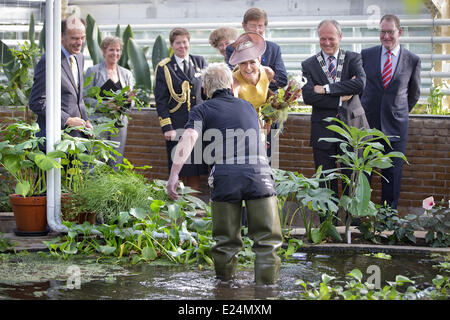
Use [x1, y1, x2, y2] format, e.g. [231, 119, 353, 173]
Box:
[301, 19, 367, 225]
[360, 14, 421, 210]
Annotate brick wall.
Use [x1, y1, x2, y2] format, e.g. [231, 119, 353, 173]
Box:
[125, 109, 450, 215]
[2, 107, 449, 214]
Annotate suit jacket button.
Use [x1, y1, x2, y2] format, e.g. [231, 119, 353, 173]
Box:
[192, 96, 195, 99]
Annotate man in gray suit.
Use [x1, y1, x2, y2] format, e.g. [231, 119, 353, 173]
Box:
[29, 16, 92, 148]
[301, 20, 367, 217]
[361, 14, 421, 209]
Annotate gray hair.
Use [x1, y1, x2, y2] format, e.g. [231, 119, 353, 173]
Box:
[317, 19, 342, 36]
[202, 62, 233, 98]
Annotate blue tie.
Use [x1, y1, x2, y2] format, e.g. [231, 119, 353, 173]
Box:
[328, 56, 336, 81]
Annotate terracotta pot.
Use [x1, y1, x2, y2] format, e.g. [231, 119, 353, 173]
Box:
[75, 212, 97, 225]
[61, 193, 96, 225]
[9, 194, 48, 234]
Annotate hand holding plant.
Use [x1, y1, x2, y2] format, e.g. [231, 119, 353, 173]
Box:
[260, 74, 307, 135]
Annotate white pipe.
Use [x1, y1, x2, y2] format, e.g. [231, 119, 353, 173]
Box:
[45, 0, 55, 233]
[3, 18, 450, 33]
[46, 0, 67, 233]
[95, 19, 450, 31]
[53, 0, 65, 231]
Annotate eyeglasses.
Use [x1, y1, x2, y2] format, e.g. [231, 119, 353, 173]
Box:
[246, 23, 266, 30]
[380, 29, 397, 36]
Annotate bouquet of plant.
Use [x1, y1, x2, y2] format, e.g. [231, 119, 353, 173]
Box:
[84, 76, 145, 128]
[260, 74, 307, 135]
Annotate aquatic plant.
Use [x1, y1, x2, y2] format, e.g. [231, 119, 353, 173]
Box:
[296, 267, 449, 300]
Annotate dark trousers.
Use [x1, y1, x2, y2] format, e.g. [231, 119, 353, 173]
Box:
[312, 144, 352, 197]
[313, 144, 352, 224]
[368, 138, 406, 209]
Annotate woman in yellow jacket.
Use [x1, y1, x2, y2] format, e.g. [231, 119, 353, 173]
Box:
[230, 32, 274, 141]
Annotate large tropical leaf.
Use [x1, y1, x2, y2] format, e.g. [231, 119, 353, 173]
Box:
[29, 13, 35, 48]
[152, 35, 169, 71]
[115, 24, 121, 38]
[127, 38, 151, 88]
[0, 40, 14, 75]
[15, 181, 30, 198]
[85, 14, 104, 65]
[119, 25, 133, 69]
[38, 21, 45, 53]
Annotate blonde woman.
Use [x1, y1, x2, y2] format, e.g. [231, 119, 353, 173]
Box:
[84, 36, 134, 166]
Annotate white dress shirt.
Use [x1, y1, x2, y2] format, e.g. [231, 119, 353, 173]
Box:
[174, 54, 191, 73]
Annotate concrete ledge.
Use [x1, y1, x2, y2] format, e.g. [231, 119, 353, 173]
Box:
[1, 232, 60, 252]
[298, 243, 450, 254]
[290, 226, 450, 254]
[0, 212, 15, 233]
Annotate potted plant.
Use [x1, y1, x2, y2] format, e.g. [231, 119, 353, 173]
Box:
[0, 121, 64, 235]
[54, 123, 120, 224]
[70, 165, 151, 225]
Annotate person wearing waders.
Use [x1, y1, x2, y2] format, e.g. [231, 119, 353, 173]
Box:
[166, 62, 283, 285]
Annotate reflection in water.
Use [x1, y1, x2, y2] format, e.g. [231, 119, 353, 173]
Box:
[0, 252, 442, 300]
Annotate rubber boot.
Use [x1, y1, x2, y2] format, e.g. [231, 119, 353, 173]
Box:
[246, 196, 283, 285]
[211, 201, 243, 281]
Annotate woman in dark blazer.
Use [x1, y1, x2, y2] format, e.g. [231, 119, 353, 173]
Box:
[84, 36, 134, 166]
[154, 27, 208, 192]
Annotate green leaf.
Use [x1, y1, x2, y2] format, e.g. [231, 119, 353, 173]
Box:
[150, 200, 165, 213]
[127, 38, 152, 88]
[182, 194, 207, 209]
[85, 14, 104, 65]
[167, 203, 181, 221]
[63, 243, 78, 255]
[348, 269, 363, 282]
[0, 40, 14, 72]
[15, 181, 30, 197]
[34, 153, 62, 171]
[119, 25, 133, 69]
[425, 231, 435, 243]
[311, 228, 323, 244]
[98, 245, 116, 255]
[29, 13, 35, 48]
[168, 247, 185, 258]
[152, 35, 169, 71]
[327, 223, 343, 242]
[321, 273, 335, 284]
[141, 246, 157, 261]
[115, 24, 121, 38]
[395, 275, 414, 286]
[432, 275, 444, 288]
[129, 207, 148, 220]
[38, 21, 46, 52]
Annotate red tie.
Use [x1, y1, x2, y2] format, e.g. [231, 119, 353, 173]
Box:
[382, 51, 392, 89]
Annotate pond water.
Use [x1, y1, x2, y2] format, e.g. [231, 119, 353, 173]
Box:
[0, 251, 444, 300]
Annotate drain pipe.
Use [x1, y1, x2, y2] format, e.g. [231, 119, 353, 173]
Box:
[46, 0, 67, 233]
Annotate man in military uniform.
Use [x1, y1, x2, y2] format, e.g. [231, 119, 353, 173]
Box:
[155, 27, 208, 191]
[167, 63, 282, 285]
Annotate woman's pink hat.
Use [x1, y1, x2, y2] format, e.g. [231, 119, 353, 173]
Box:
[229, 32, 266, 65]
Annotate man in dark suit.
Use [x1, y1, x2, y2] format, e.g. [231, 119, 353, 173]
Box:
[29, 16, 92, 146]
[225, 7, 287, 92]
[301, 19, 366, 208]
[154, 27, 208, 191]
[361, 14, 421, 209]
